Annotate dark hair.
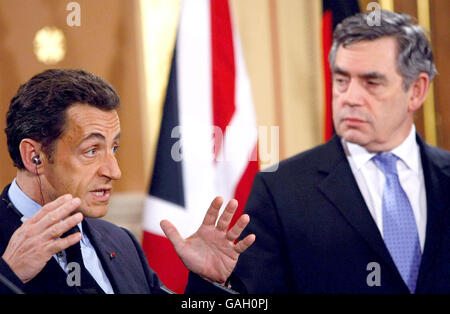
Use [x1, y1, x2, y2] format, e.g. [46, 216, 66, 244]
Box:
[5, 69, 120, 169]
[329, 9, 437, 90]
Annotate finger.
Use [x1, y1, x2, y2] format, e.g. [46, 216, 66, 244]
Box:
[201, 196, 224, 227]
[216, 199, 238, 232]
[226, 214, 250, 242]
[160, 220, 184, 250]
[35, 197, 81, 234]
[49, 232, 82, 255]
[43, 212, 83, 240]
[234, 234, 256, 254]
[27, 194, 73, 224]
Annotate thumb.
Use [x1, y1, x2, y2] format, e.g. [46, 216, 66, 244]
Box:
[160, 220, 184, 250]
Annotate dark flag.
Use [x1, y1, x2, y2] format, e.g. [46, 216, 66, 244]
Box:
[322, 0, 360, 141]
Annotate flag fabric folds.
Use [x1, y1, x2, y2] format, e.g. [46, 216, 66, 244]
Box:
[141, 0, 259, 294]
[322, 0, 360, 141]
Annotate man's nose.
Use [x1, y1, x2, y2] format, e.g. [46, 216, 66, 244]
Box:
[99, 153, 122, 180]
[342, 80, 365, 106]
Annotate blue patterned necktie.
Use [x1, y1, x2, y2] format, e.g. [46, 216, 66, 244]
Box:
[372, 153, 422, 293]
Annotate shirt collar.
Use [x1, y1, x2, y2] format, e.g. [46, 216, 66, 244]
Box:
[8, 178, 41, 219]
[390, 125, 420, 174]
[343, 125, 420, 174]
[7, 179, 84, 234]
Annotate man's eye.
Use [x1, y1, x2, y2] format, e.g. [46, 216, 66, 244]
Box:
[85, 148, 97, 157]
[334, 77, 349, 91]
[112, 145, 119, 154]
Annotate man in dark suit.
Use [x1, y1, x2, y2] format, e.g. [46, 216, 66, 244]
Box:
[0, 69, 255, 294]
[229, 10, 449, 293]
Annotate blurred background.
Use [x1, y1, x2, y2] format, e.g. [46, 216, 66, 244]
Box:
[0, 0, 448, 241]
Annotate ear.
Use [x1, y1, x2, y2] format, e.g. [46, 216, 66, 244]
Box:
[408, 73, 430, 113]
[19, 139, 44, 174]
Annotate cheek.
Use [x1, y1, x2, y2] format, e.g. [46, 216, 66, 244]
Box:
[74, 167, 98, 195]
[52, 168, 79, 195]
[50, 161, 93, 196]
[44, 169, 76, 202]
[375, 97, 407, 127]
[331, 97, 343, 123]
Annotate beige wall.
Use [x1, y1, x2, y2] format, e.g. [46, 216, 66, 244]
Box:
[231, 0, 324, 161]
[0, 0, 145, 193]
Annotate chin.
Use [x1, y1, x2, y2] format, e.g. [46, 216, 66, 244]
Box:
[344, 135, 367, 146]
[339, 129, 364, 144]
[81, 203, 109, 218]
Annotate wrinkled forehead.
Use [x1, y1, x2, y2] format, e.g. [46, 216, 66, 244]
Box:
[333, 38, 399, 76]
[62, 103, 121, 143]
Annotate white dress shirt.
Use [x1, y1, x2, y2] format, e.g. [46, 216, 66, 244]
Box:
[8, 179, 114, 293]
[342, 125, 427, 252]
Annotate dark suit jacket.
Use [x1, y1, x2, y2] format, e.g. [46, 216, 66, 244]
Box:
[0, 184, 172, 294]
[0, 184, 232, 294]
[231, 135, 450, 293]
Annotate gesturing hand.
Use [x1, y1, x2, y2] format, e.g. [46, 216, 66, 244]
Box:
[160, 197, 255, 284]
[2, 195, 83, 283]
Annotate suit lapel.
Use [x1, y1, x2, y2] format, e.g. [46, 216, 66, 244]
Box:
[0, 187, 22, 240]
[0, 185, 79, 294]
[416, 136, 450, 289]
[316, 136, 401, 276]
[24, 257, 80, 294]
[82, 219, 128, 293]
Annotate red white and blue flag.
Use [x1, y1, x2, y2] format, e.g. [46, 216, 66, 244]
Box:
[141, 0, 259, 294]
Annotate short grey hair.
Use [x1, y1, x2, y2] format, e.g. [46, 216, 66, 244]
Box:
[329, 10, 437, 90]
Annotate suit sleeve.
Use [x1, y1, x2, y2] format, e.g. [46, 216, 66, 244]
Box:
[230, 172, 294, 293]
[121, 228, 174, 294]
[0, 258, 24, 294]
[184, 272, 239, 294]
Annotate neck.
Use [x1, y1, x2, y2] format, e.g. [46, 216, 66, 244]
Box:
[364, 121, 414, 153]
[16, 170, 45, 206]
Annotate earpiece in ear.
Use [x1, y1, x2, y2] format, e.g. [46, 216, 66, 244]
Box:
[31, 154, 44, 205]
[32, 156, 41, 165]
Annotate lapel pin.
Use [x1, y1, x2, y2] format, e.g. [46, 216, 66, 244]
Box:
[109, 252, 116, 260]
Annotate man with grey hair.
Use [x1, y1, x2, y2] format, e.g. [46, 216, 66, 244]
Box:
[217, 10, 449, 294]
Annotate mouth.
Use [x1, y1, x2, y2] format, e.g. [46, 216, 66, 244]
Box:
[89, 188, 112, 202]
[343, 117, 366, 126]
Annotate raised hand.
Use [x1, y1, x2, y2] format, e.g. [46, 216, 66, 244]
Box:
[160, 197, 255, 284]
[2, 195, 83, 283]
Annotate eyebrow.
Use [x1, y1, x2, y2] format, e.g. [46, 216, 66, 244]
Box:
[332, 66, 350, 77]
[332, 66, 387, 82]
[359, 72, 388, 83]
[80, 131, 121, 144]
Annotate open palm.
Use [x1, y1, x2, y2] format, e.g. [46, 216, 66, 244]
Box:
[160, 197, 255, 284]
